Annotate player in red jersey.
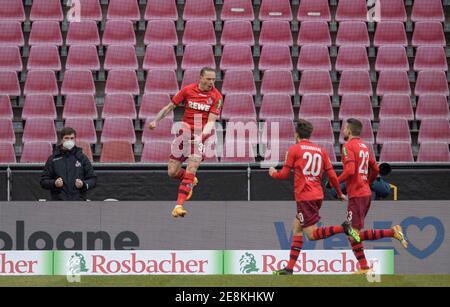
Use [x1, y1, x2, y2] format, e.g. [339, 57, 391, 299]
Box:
[149, 67, 223, 218]
[269, 119, 360, 275]
[339, 118, 408, 274]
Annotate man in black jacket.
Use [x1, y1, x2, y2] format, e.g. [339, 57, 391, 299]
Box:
[40, 127, 97, 201]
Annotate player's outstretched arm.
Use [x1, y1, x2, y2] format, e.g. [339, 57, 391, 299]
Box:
[149, 102, 177, 129]
[200, 113, 218, 142]
[270, 147, 296, 180]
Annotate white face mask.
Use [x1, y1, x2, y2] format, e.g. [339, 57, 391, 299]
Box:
[63, 140, 75, 150]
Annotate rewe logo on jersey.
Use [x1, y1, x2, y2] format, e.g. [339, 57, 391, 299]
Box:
[188, 101, 211, 112]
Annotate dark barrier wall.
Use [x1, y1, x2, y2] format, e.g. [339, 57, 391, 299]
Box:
[0, 170, 6, 201]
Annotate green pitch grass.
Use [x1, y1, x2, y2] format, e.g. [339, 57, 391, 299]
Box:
[0, 275, 449, 287]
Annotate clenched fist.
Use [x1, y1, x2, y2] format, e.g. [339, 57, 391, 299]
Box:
[55, 177, 64, 188]
[75, 179, 84, 189]
[148, 121, 157, 130]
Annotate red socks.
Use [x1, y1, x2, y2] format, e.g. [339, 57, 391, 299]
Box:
[286, 236, 303, 270]
[173, 168, 186, 180]
[350, 240, 370, 270]
[311, 225, 344, 241]
[359, 229, 395, 241]
[176, 172, 195, 206]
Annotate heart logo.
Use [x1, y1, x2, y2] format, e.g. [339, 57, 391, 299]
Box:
[401, 217, 445, 259]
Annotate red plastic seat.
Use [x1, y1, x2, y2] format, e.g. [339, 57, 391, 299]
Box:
[417, 143, 450, 162]
[307, 118, 334, 144]
[29, 21, 63, 46]
[339, 118, 374, 144]
[297, 45, 331, 72]
[23, 118, 57, 144]
[297, 0, 330, 22]
[379, 94, 414, 121]
[262, 140, 291, 163]
[104, 45, 138, 71]
[0, 0, 25, 22]
[339, 95, 374, 120]
[105, 70, 139, 95]
[145, 0, 178, 21]
[22, 95, 57, 120]
[259, 21, 293, 46]
[415, 71, 449, 96]
[103, 20, 136, 46]
[336, 0, 367, 22]
[77, 141, 94, 162]
[0, 70, 20, 96]
[21, 142, 53, 163]
[336, 46, 369, 71]
[66, 45, 101, 71]
[221, 20, 254, 46]
[100, 141, 135, 163]
[61, 70, 95, 95]
[298, 94, 333, 120]
[378, 0, 407, 22]
[69, 0, 102, 22]
[225, 118, 258, 144]
[376, 119, 411, 144]
[183, 0, 216, 21]
[261, 119, 296, 144]
[298, 21, 331, 47]
[0, 95, 13, 120]
[30, 0, 63, 22]
[221, 94, 256, 121]
[316, 142, 337, 162]
[143, 45, 177, 71]
[220, 45, 254, 71]
[142, 118, 174, 143]
[221, 0, 254, 21]
[24, 70, 58, 96]
[375, 46, 409, 72]
[101, 118, 136, 144]
[63, 94, 98, 119]
[259, 0, 292, 22]
[414, 46, 448, 72]
[261, 70, 295, 96]
[259, 45, 293, 71]
[259, 94, 294, 121]
[64, 118, 97, 144]
[379, 142, 414, 162]
[66, 21, 100, 46]
[415, 95, 449, 120]
[27, 45, 61, 71]
[144, 20, 178, 46]
[139, 94, 173, 120]
[412, 0, 444, 22]
[181, 45, 215, 70]
[412, 22, 446, 47]
[0, 119, 15, 144]
[144, 69, 179, 95]
[374, 21, 408, 47]
[418, 119, 450, 144]
[0, 143, 16, 163]
[0, 46, 22, 72]
[221, 140, 256, 163]
[222, 70, 256, 95]
[339, 71, 372, 96]
[181, 69, 200, 89]
[183, 20, 216, 46]
[299, 70, 333, 96]
[102, 94, 137, 119]
[336, 22, 370, 47]
[141, 141, 173, 162]
[0, 21, 24, 47]
[107, 0, 140, 21]
[377, 71, 411, 96]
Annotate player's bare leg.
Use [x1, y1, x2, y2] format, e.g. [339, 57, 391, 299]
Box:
[172, 155, 201, 218]
[273, 218, 302, 275]
[168, 159, 184, 179]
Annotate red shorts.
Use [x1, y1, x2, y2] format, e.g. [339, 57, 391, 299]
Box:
[296, 200, 322, 228]
[347, 196, 372, 230]
[169, 128, 213, 162]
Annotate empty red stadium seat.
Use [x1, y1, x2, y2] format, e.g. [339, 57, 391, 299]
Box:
[262, 140, 291, 163]
[297, 0, 330, 22]
[261, 119, 296, 145]
[415, 71, 449, 96]
[0, 71, 20, 96]
[221, 20, 254, 46]
[412, 22, 446, 47]
[221, 94, 256, 121]
[415, 95, 449, 120]
[181, 45, 215, 70]
[0, 46, 22, 72]
[220, 45, 254, 71]
[0, 21, 24, 47]
[0, 95, 12, 120]
[77, 141, 94, 162]
[222, 70, 256, 95]
[100, 141, 135, 163]
[221, 140, 256, 163]
[103, 20, 136, 46]
[418, 119, 450, 144]
[143, 45, 177, 71]
[414, 46, 448, 72]
[0, 0, 25, 22]
[66, 21, 100, 46]
[22, 95, 57, 120]
[379, 142, 414, 163]
[107, 0, 140, 21]
[336, 0, 368, 22]
[61, 70, 95, 95]
[259, 21, 293, 46]
[297, 45, 331, 72]
[379, 94, 414, 121]
[145, 0, 178, 21]
[104, 45, 138, 71]
[183, 0, 216, 21]
[374, 21, 408, 47]
[298, 21, 331, 47]
[259, 0, 292, 22]
[307, 118, 334, 144]
[339, 95, 374, 120]
[181, 69, 200, 89]
[63, 94, 98, 119]
[0, 143, 16, 163]
[70, 0, 102, 22]
[375, 46, 409, 72]
[259, 45, 293, 71]
[66, 45, 101, 71]
[336, 46, 369, 71]
[412, 0, 444, 22]
[378, 0, 407, 22]
[298, 94, 333, 120]
[261, 70, 295, 96]
[144, 20, 178, 46]
[64, 118, 97, 144]
[139, 94, 173, 120]
[142, 118, 174, 143]
[221, 0, 254, 21]
[144, 69, 179, 95]
[23, 118, 57, 144]
[101, 118, 136, 144]
[336, 22, 370, 47]
[339, 71, 372, 96]
[141, 141, 173, 163]
[377, 71, 411, 96]
[299, 70, 333, 96]
[21, 142, 53, 163]
[417, 143, 450, 162]
[30, 0, 63, 22]
[376, 119, 411, 144]
[27, 45, 61, 71]
[183, 20, 216, 46]
[317, 142, 337, 162]
[259, 94, 294, 120]
[0, 119, 15, 144]
[105, 70, 139, 95]
[339, 118, 374, 144]
[24, 70, 58, 96]
[102, 94, 137, 119]
[29, 21, 63, 46]
[225, 118, 258, 144]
